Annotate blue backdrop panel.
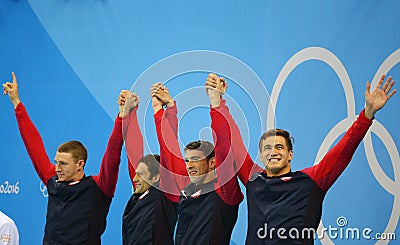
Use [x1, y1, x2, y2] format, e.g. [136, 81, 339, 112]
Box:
[0, 1, 399, 244]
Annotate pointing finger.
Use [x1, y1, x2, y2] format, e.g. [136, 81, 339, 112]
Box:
[11, 72, 17, 85]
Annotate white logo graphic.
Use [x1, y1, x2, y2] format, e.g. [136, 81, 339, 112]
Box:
[0, 234, 12, 242]
[39, 181, 48, 198]
[267, 47, 399, 244]
[336, 216, 348, 227]
[0, 181, 20, 195]
[257, 216, 396, 241]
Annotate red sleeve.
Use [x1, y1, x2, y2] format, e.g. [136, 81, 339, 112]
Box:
[15, 103, 55, 185]
[301, 110, 373, 192]
[210, 105, 244, 205]
[154, 107, 189, 202]
[165, 102, 178, 137]
[214, 99, 263, 186]
[123, 107, 143, 185]
[92, 116, 124, 199]
[127, 158, 136, 187]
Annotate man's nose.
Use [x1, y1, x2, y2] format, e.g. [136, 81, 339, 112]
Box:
[270, 148, 279, 155]
[186, 161, 193, 169]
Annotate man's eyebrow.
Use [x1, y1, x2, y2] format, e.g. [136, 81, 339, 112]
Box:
[264, 143, 285, 147]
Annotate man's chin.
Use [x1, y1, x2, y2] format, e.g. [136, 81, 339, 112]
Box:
[189, 176, 201, 184]
[265, 165, 282, 174]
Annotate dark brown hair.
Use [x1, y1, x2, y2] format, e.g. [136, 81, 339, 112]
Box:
[259, 129, 294, 152]
[184, 140, 215, 161]
[138, 154, 160, 178]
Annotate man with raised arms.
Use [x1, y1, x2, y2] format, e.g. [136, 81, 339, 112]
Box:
[151, 83, 243, 245]
[3, 72, 125, 244]
[205, 73, 396, 244]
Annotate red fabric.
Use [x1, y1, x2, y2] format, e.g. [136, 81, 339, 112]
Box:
[211, 99, 263, 186]
[154, 106, 188, 202]
[124, 105, 181, 203]
[91, 116, 123, 199]
[156, 102, 243, 205]
[301, 109, 373, 192]
[15, 103, 55, 185]
[210, 105, 244, 205]
[124, 107, 143, 185]
[211, 100, 373, 193]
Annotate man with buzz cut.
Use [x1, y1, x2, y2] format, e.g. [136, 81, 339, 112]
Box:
[151, 82, 243, 245]
[205, 73, 396, 244]
[3, 72, 125, 244]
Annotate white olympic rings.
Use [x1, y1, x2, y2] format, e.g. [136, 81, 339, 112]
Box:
[39, 181, 48, 198]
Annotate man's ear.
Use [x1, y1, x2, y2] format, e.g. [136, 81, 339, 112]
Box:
[288, 150, 293, 162]
[77, 159, 85, 170]
[152, 174, 160, 183]
[208, 157, 216, 171]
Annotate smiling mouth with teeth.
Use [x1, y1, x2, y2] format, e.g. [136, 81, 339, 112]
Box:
[269, 158, 280, 162]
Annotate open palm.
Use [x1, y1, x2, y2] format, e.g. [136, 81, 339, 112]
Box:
[365, 75, 396, 119]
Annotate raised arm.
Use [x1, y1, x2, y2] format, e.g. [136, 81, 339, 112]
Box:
[119, 90, 142, 185]
[3, 72, 55, 185]
[151, 82, 178, 136]
[206, 74, 243, 205]
[302, 75, 396, 192]
[206, 73, 263, 186]
[92, 91, 127, 198]
[151, 83, 188, 196]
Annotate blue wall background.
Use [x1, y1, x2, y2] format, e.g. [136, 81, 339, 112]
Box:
[0, 1, 399, 244]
